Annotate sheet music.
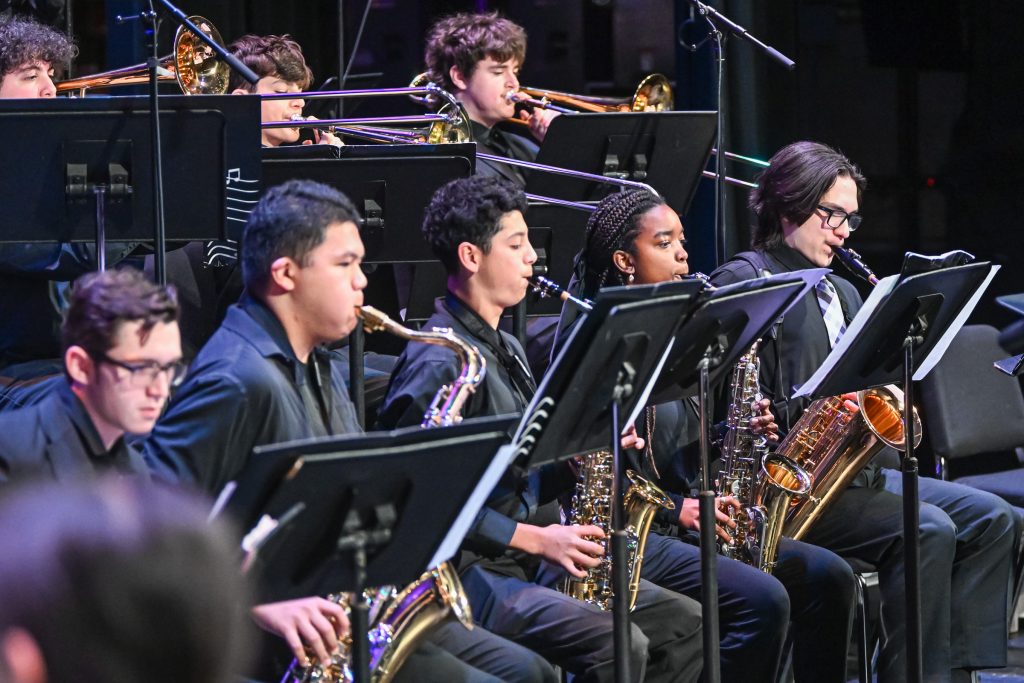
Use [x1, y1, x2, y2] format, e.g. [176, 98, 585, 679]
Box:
[794, 264, 999, 397]
[428, 444, 515, 569]
[913, 264, 999, 380]
[793, 274, 898, 399]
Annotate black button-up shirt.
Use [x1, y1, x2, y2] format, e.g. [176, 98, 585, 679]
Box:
[143, 295, 362, 493]
[378, 293, 573, 572]
[0, 381, 150, 484]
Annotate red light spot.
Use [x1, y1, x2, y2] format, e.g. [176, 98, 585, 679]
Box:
[926, 177, 936, 188]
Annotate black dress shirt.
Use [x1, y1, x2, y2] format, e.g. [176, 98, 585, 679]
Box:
[378, 293, 573, 573]
[470, 120, 539, 188]
[143, 295, 362, 493]
[710, 245, 881, 488]
[0, 381, 151, 484]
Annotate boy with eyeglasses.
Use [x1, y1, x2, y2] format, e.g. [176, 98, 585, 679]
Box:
[0, 268, 182, 482]
[710, 140, 1016, 683]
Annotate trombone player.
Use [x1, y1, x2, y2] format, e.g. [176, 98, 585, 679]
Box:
[228, 33, 341, 148]
[423, 11, 558, 187]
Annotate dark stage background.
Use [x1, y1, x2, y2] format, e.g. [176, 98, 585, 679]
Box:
[27, 0, 1024, 329]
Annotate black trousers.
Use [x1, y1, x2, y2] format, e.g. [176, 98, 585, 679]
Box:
[804, 473, 1016, 683]
[460, 561, 703, 683]
[642, 532, 854, 682]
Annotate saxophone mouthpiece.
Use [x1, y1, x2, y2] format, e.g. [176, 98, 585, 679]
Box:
[356, 305, 390, 333]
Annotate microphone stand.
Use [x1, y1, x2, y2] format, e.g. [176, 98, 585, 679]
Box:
[679, 0, 795, 268]
[677, 5, 795, 681]
[118, 1, 259, 286]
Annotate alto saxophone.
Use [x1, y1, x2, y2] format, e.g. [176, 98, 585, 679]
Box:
[562, 449, 675, 611]
[284, 305, 484, 683]
[717, 342, 812, 573]
[778, 249, 923, 541]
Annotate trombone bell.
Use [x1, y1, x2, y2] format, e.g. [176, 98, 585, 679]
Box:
[55, 16, 229, 96]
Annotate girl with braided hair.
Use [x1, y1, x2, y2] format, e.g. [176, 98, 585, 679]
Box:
[559, 188, 859, 682]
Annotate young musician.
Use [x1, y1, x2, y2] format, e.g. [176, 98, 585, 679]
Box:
[0, 13, 73, 98]
[568, 189, 857, 682]
[0, 268, 181, 483]
[423, 11, 557, 186]
[0, 478, 250, 683]
[710, 140, 1017, 683]
[0, 266, 350, 678]
[144, 179, 554, 683]
[229, 33, 340, 148]
[378, 175, 703, 683]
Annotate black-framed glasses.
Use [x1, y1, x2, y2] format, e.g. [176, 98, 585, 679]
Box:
[96, 354, 188, 388]
[816, 205, 862, 232]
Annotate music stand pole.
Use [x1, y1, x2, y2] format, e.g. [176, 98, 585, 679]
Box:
[610, 367, 635, 683]
[902, 324, 925, 683]
[696, 351, 721, 683]
[142, 4, 167, 285]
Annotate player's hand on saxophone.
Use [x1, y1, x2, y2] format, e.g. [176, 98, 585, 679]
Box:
[749, 398, 780, 442]
[677, 496, 740, 543]
[510, 522, 606, 577]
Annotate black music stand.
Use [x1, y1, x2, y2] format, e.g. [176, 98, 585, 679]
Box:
[793, 260, 998, 683]
[219, 415, 517, 683]
[261, 143, 474, 264]
[512, 279, 701, 683]
[529, 111, 718, 214]
[646, 269, 822, 681]
[0, 95, 260, 263]
[261, 142, 475, 425]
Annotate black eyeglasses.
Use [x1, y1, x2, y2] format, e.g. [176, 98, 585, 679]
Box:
[96, 354, 187, 388]
[816, 205, 862, 232]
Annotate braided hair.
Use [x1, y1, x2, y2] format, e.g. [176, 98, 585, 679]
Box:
[577, 189, 666, 299]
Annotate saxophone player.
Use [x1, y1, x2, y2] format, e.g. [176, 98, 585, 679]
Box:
[710, 140, 1016, 683]
[378, 175, 703, 683]
[558, 188, 857, 682]
[142, 179, 551, 683]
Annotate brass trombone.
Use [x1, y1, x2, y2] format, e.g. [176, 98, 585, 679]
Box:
[269, 87, 659, 210]
[509, 73, 675, 114]
[55, 15, 229, 96]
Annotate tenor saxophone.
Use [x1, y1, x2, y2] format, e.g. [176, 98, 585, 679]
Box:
[283, 305, 484, 683]
[779, 249, 923, 541]
[718, 342, 812, 573]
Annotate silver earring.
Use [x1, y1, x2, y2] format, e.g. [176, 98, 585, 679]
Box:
[628, 273, 635, 283]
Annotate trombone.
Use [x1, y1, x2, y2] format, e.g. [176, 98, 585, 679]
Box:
[268, 85, 659, 209]
[55, 15, 229, 96]
[509, 73, 675, 114]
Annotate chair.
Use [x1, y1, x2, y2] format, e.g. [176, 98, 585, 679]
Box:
[845, 557, 880, 683]
[918, 323, 1024, 629]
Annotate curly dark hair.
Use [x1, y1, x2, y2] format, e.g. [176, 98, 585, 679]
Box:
[424, 11, 526, 93]
[577, 189, 666, 298]
[422, 175, 528, 275]
[242, 179, 360, 294]
[750, 140, 866, 250]
[62, 268, 179, 361]
[227, 34, 312, 93]
[0, 14, 76, 78]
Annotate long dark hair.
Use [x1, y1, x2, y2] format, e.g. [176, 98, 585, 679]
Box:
[750, 140, 866, 250]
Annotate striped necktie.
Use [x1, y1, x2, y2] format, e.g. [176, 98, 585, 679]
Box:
[816, 277, 847, 347]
